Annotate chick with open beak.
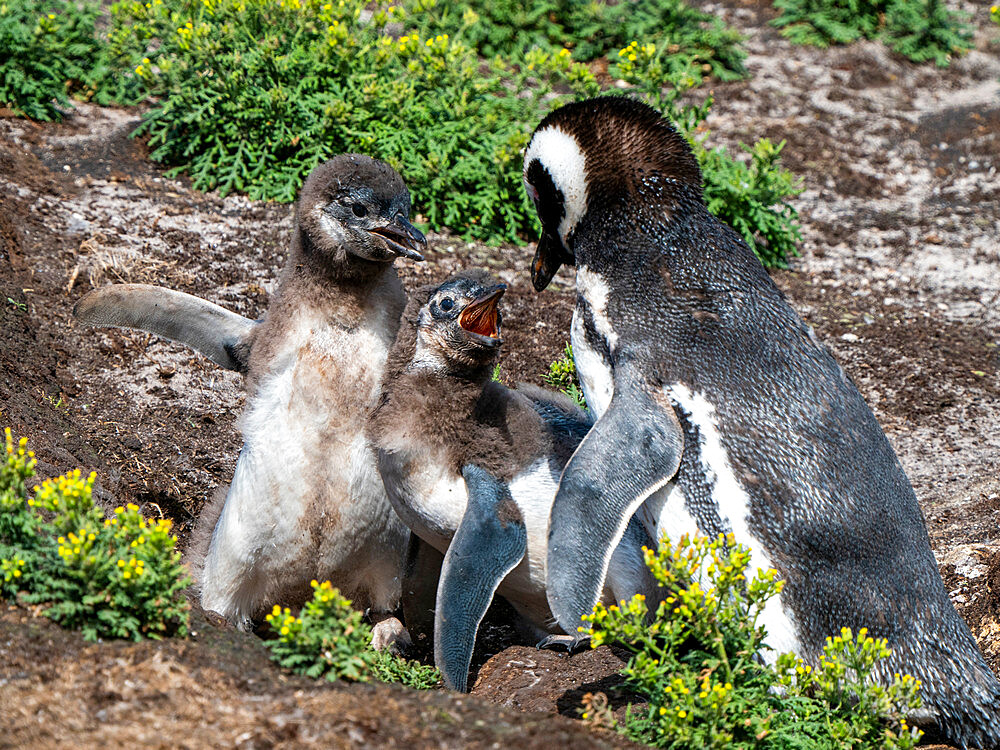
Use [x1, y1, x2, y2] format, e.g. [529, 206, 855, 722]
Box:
[413, 275, 505, 374]
[368, 269, 663, 692]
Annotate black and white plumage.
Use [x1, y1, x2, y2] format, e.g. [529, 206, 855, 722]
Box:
[75, 154, 426, 647]
[368, 271, 659, 692]
[522, 96, 1000, 747]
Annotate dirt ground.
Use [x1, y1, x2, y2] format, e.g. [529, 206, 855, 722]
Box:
[1, 0, 998, 746]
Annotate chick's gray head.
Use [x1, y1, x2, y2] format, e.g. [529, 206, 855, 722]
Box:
[413, 270, 505, 376]
[298, 154, 426, 265]
[522, 96, 702, 291]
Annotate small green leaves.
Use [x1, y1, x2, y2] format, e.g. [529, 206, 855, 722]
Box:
[543, 344, 587, 409]
[3, 0, 799, 265]
[772, 0, 972, 67]
[0, 0, 105, 121]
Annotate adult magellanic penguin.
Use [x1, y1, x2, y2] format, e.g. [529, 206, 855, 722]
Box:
[368, 270, 659, 692]
[521, 95, 1000, 747]
[75, 155, 425, 647]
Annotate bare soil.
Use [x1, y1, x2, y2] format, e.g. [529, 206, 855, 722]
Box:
[1, 1, 999, 746]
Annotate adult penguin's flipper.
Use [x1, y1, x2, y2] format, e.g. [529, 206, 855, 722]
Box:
[74, 284, 258, 372]
[434, 465, 527, 692]
[545, 369, 683, 637]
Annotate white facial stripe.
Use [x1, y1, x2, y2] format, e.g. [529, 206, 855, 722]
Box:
[570, 309, 613, 417]
[666, 384, 801, 660]
[524, 126, 588, 245]
[576, 266, 618, 351]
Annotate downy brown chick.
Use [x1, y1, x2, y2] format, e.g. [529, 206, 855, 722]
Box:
[75, 154, 425, 646]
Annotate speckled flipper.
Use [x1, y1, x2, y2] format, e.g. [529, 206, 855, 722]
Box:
[546, 369, 683, 636]
[434, 464, 527, 692]
[74, 284, 258, 372]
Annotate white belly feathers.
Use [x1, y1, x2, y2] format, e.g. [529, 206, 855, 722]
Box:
[654, 383, 800, 658]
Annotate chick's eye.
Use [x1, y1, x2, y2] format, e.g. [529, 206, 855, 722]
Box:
[439, 297, 454, 312]
[352, 203, 367, 218]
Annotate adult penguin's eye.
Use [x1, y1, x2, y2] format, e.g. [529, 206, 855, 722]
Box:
[352, 203, 367, 218]
[440, 297, 454, 312]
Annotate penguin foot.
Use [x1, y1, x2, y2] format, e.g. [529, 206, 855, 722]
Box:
[370, 614, 412, 654]
[536, 633, 590, 653]
[202, 609, 234, 630]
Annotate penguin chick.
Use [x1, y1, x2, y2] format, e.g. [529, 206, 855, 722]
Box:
[368, 271, 660, 692]
[522, 95, 1000, 747]
[75, 155, 426, 647]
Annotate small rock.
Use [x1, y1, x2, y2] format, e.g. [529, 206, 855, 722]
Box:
[840, 333, 859, 343]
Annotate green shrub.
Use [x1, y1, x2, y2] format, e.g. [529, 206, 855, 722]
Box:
[0, 0, 801, 265]
[582, 533, 923, 749]
[771, 0, 972, 66]
[371, 648, 442, 689]
[0, 0, 105, 120]
[264, 579, 440, 687]
[0, 428, 191, 640]
[411, 0, 747, 81]
[543, 343, 587, 409]
[701, 139, 802, 269]
[103, 0, 551, 241]
[99, 0, 800, 265]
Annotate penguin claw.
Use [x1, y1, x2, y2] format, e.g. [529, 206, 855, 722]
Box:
[535, 633, 590, 653]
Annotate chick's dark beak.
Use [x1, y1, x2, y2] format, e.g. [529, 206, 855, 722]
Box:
[370, 215, 427, 261]
[458, 285, 505, 346]
[531, 232, 563, 292]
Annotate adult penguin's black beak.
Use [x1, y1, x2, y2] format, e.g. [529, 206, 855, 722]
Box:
[530, 232, 569, 292]
[370, 215, 427, 261]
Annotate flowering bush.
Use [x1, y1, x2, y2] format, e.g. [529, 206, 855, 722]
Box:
[97, 0, 801, 265]
[104, 0, 556, 241]
[0, 0, 803, 265]
[264, 579, 440, 687]
[265, 580, 375, 681]
[409, 0, 747, 80]
[0, 429, 190, 640]
[582, 533, 922, 749]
